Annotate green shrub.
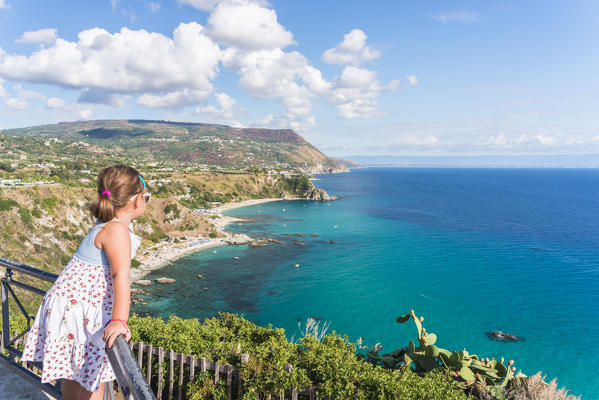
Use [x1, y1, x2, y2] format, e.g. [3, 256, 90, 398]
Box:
[209, 232, 217, 238]
[146, 224, 167, 243]
[127, 313, 467, 400]
[18, 207, 33, 226]
[41, 196, 59, 212]
[131, 259, 141, 269]
[164, 204, 180, 218]
[0, 198, 18, 211]
[187, 372, 227, 400]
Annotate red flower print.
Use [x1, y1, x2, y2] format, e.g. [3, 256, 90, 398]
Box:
[68, 333, 74, 340]
[71, 299, 77, 304]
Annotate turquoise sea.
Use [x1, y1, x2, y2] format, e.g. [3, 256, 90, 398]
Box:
[132, 168, 599, 398]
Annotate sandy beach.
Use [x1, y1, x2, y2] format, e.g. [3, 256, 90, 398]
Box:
[213, 196, 303, 213]
[130, 237, 226, 282]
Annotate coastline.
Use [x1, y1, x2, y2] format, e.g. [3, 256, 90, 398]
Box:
[130, 237, 227, 282]
[130, 197, 306, 283]
[212, 196, 304, 213]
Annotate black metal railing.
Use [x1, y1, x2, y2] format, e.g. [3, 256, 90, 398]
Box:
[0, 257, 155, 399]
[0, 256, 61, 399]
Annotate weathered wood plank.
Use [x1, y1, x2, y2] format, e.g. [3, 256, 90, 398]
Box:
[189, 355, 195, 382]
[168, 350, 175, 400]
[226, 365, 232, 400]
[177, 352, 185, 400]
[157, 347, 164, 400]
[146, 343, 153, 386]
[137, 341, 144, 368]
[214, 362, 220, 384]
[239, 354, 249, 398]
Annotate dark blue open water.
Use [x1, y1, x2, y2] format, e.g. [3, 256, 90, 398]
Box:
[133, 168, 599, 398]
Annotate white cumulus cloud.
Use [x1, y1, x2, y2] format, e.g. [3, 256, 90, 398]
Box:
[78, 88, 128, 107]
[46, 97, 66, 109]
[0, 0, 10, 10]
[148, 2, 161, 13]
[208, 0, 295, 50]
[137, 88, 210, 109]
[222, 48, 317, 115]
[0, 23, 221, 108]
[15, 29, 58, 44]
[405, 74, 418, 86]
[322, 29, 381, 66]
[5, 97, 29, 110]
[13, 84, 45, 99]
[177, 0, 220, 11]
[328, 66, 397, 119]
[195, 92, 236, 119]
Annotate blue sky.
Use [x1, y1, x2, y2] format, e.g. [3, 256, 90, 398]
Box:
[0, 0, 597, 158]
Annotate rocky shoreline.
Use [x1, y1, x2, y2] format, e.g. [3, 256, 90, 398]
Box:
[131, 194, 338, 283]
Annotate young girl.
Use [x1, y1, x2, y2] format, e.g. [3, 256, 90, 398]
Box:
[21, 164, 150, 400]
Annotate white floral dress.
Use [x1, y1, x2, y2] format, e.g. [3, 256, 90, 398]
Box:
[21, 218, 141, 392]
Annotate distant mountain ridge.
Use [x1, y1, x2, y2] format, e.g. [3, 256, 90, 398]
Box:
[2, 119, 348, 174]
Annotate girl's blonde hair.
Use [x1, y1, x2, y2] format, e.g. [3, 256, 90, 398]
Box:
[90, 164, 144, 223]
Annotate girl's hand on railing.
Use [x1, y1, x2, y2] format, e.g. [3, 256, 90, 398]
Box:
[103, 320, 131, 348]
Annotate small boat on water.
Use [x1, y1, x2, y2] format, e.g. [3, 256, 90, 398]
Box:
[487, 331, 525, 342]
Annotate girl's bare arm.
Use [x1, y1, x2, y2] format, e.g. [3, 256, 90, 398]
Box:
[101, 222, 131, 322]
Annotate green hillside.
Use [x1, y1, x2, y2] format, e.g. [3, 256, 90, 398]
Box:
[1, 119, 348, 174]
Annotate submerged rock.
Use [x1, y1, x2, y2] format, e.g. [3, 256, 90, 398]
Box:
[156, 277, 176, 284]
[197, 274, 205, 279]
[250, 239, 269, 247]
[136, 280, 152, 286]
[487, 331, 524, 342]
[131, 288, 149, 295]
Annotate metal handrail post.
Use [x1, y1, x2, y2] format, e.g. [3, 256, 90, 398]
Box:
[106, 335, 157, 400]
[1, 268, 12, 353]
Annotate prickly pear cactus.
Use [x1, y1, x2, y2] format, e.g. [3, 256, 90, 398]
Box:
[363, 309, 524, 391]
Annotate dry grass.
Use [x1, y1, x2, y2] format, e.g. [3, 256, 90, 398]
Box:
[508, 373, 580, 400]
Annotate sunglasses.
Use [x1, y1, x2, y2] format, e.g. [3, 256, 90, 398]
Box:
[130, 192, 151, 203]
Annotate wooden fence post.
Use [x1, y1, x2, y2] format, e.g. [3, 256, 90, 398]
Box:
[137, 342, 144, 368]
[157, 347, 164, 400]
[238, 353, 249, 398]
[214, 362, 220, 384]
[168, 349, 175, 400]
[146, 343, 153, 386]
[189, 355, 195, 382]
[226, 365, 232, 400]
[177, 352, 185, 400]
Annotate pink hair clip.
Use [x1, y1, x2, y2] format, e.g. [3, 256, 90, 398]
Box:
[102, 190, 111, 198]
